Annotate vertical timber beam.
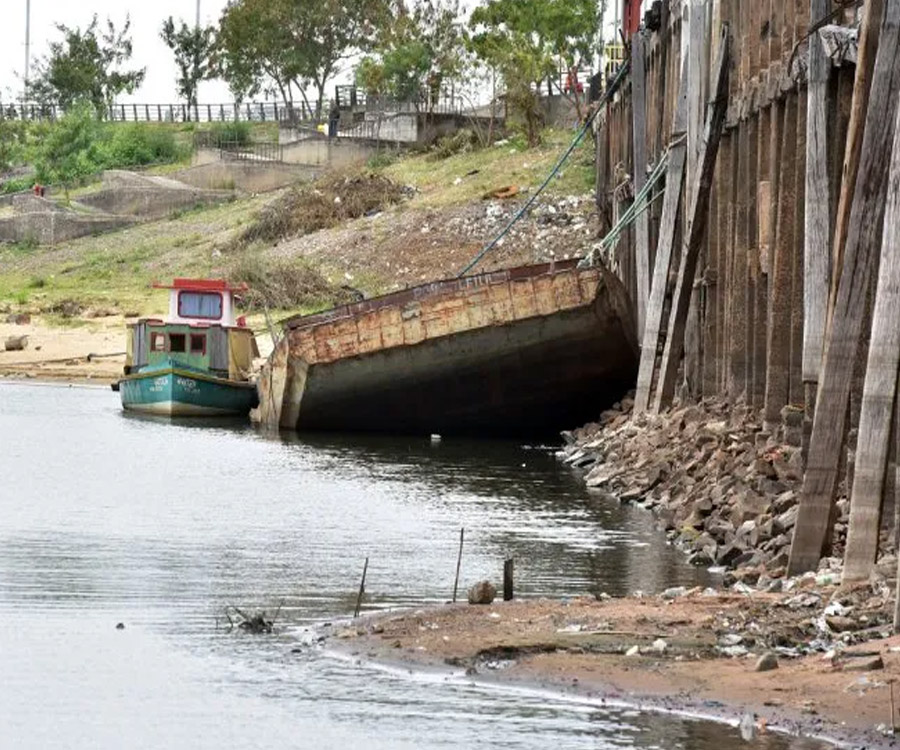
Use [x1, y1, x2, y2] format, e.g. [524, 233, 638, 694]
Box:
[839, 0, 894, 582]
[633, 63, 690, 414]
[684, 0, 707, 398]
[764, 95, 798, 427]
[789, 0, 900, 575]
[632, 31, 651, 337]
[653, 33, 730, 412]
[802, 0, 833, 423]
[790, 90, 808, 407]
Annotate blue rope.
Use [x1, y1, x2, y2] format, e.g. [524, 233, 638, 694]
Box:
[457, 61, 632, 278]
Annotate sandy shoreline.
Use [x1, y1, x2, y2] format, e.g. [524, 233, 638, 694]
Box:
[0, 318, 126, 383]
[321, 594, 900, 749]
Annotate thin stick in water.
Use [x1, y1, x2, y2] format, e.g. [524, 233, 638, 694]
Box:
[354, 557, 369, 618]
[452, 528, 465, 602]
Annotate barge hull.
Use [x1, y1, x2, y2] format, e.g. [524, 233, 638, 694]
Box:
[299, 305, 634, 435]
[257, 261, 638, 436]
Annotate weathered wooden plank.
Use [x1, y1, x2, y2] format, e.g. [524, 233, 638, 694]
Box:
[632, 31, 651, 337]
[790, 90, 807, 408]
[788, 0, 900, 575]
[633, 62, 690, 414]
[683, 0, 707, 398]
[764, 95, 797, 427]
[844, 69, 900, 582]
[653, 34, 730, 412]
[801, 0, 833, 388]
[749, 109, 766, 409]
[828, 0, 885, 332]
[731, 122, 750, 399]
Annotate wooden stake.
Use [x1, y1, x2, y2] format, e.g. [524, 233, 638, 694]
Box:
[632, 31, 650, 336]
[503, 558, 514, 602]
[891, 679, 896, 732]
[802, 0, 832, 389]
[354, 556, 368, 618]
[653, 31, 730, 412]
[843, 50, 900, 581]
[789, 0, 900, 576]
[633, 62, 689, 414]
[452, 527, 464, 603]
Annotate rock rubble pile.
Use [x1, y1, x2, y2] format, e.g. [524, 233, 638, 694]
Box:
[559, 396, 855, 586]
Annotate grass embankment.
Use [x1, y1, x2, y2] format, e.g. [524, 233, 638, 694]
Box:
[0, 126, 594, 321]
[379, 128, 595, 206]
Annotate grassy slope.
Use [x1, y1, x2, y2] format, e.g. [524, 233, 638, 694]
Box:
[0, 127, 595, 317]
[380, 128, 595, 206]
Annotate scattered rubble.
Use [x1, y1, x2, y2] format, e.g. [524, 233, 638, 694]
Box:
[468, 581, 497, 605]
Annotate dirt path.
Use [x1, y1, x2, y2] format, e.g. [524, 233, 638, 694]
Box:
[326, 592, 900, 749]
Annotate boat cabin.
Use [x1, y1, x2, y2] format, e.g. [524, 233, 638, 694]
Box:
[123, 279, 259, 379]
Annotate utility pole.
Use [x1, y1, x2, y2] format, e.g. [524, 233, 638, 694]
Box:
[24, 0, 31, 103]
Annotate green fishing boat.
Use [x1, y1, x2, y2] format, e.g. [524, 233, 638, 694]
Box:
[116, 279, 259, 417]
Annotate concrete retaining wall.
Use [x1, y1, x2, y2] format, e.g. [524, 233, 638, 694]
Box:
[0, 211, 136, 244]
[172, 160, 319, 193]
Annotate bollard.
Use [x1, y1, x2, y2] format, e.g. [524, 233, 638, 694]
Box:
[503, 558, 514, 601]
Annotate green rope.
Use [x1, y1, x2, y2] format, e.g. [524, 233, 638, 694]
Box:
[580, 143, 674, 269]
[457, 61, 632, 278]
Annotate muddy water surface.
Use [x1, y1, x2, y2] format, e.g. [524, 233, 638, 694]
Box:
[0, 383, 828, 749]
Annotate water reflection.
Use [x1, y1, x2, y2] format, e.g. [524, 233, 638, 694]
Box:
[0, 383, 828, 749]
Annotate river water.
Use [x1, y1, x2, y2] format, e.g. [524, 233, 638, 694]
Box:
[0, 382, 828, 749]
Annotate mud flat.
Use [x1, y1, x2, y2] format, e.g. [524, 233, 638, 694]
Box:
[326, 591, 900, 749]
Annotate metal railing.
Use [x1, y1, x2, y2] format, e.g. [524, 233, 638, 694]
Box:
[0, 101, 320, 124]
[217, 141, 285, 163]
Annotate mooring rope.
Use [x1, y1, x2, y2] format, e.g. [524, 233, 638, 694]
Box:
[579, 136, 681, 269]
[457, 59, 633, 278]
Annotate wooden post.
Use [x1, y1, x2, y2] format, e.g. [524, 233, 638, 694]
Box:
[764, 95, 797, 428]
[827, 0, 886, 342]
[503, 559, 514, 601]
[842, 62, 900, 581]
[683, 0, 707, 398]
[789, 0, 900, 575]
[354, 556, 369, 618]
[452, 527, 464, 603]
[632, 31, 651, 336]
[653, 32, 730, 412]
[802, 0, 833, 402]
[633, 62, 689, 414]
[790, 90, 808, 408]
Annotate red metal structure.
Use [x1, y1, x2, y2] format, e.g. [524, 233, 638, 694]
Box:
[622, 0, 643, 40]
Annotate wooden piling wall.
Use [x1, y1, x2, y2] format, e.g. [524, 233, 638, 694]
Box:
[595, 1, 900, 577]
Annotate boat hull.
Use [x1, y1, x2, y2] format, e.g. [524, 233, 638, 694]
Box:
[119, 368, 257, 417]
[257, 261, 639, 437]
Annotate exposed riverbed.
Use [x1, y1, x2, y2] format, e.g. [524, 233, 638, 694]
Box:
[0, 382, 830, 748]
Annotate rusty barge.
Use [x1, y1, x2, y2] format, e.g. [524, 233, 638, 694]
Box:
[255, 260, 638, 436]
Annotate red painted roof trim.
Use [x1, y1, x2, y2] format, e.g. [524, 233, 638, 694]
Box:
[151, 278, 248, 293]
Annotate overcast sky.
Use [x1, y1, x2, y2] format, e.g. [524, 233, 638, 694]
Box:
[0, 0, 619, 106]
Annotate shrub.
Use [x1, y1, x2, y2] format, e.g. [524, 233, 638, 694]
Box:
[233, 171, 408, 249]
[99, 124, 184, 167]
[228, 254, 351, 310]
[429, 128, 478, 160]
[1, 175, 35, 194]
[208, 121, 252, 146]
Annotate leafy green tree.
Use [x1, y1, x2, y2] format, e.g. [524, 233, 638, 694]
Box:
[468, 0, 604, 145]
[355, 0, 468, 112]
[29, 15, 145, 115]
[0, 121, 27, 174]
[217, 0, 387, 118]
[33, 102, 102, 200]
[160, 17, 217, 120]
